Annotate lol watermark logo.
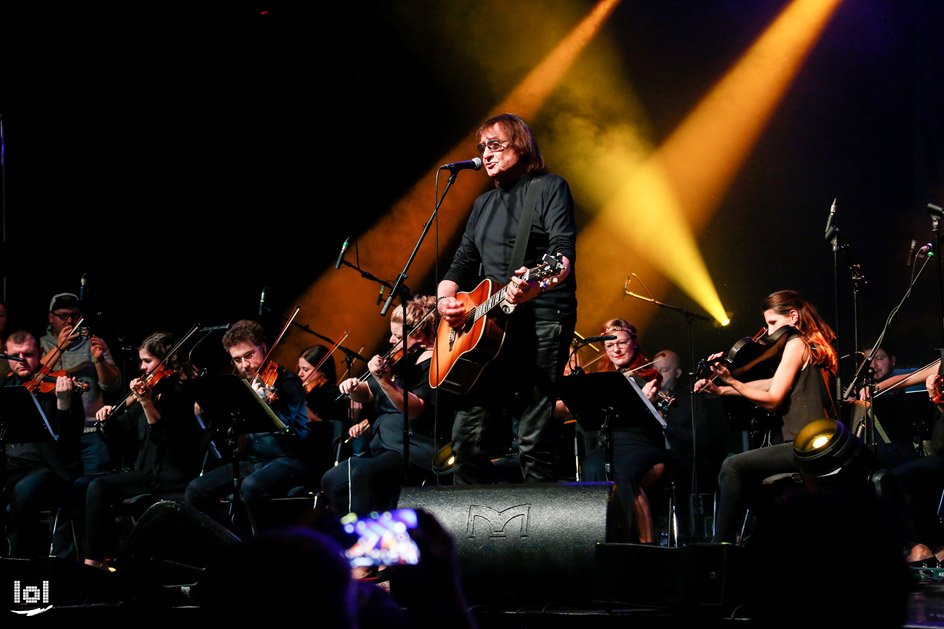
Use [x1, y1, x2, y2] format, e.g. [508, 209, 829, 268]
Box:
[11, 580, 52, 616]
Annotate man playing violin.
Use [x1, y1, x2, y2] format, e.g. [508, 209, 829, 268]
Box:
[2, 331, 84, 558]
[437, 113, 576, 484]
[40, 293, 121, 475]
[185, 319, 310, 536]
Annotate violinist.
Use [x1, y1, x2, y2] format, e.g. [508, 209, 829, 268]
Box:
[297, 345, 347, 478]
[72, 332, 202, 569]
[694, 290, 837, 543]
[582, 319, 665, 544]
[2, 331, 83, 558]
[39, 293, 121, 475]
[321, 296, 447, 515]
[184, 320, 310, 536]
[297, 345, 343, 423]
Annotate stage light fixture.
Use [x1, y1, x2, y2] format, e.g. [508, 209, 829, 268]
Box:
[793, 418, 875, 487]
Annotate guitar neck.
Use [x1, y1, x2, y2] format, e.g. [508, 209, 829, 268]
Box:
[472, 283, 512, 323]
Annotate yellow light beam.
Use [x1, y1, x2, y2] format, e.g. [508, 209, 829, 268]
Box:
[576, 0, 842, 331]
[280, 0, 622, 366]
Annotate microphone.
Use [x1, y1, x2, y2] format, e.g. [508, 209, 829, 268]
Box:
[908, 239, 917, 266]
[622, 275, 632, 300]
[79, 273, 87, 303]
[824, 198, 838, 241]
[198, 324, 231, 333]
[336, 237, 350, 270]
[258, 287, 267, 317]
[376, 286, 385, 306]
[581, 334, 617, 345]
[439, 157, 483, 172]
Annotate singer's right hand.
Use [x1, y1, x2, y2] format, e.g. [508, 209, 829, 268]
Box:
[438, 297, 465, 328]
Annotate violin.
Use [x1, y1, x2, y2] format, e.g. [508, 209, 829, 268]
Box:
[130, 363, 176, 399]
[24, 370, 90, 394]
[245, 307, 301, 405]
[253, 361, 281, 404]
[25, 316, 89, 394]
[299, 331, 350, 394]
[619, 354, 675, 411]
[695, 325, 800, 386]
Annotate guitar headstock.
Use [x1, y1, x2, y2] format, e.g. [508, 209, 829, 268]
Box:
[522, 253, 565, 282]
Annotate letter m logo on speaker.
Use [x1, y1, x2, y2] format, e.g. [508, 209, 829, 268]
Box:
[466, 503, 531, 538]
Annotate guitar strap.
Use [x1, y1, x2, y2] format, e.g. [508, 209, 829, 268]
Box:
[507, 175, 545, 278]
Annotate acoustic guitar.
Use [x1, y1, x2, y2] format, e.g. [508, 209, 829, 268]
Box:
[430, 253, 565, 395]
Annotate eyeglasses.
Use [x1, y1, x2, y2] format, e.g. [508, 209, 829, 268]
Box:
[476, 139, 510, 155]
[51, 311, 80, 321]
[604, 340, 633, 351]
[232, 348, 260, 365]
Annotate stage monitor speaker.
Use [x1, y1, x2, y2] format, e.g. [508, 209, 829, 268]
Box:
[120, 500, 240, 605]
[398, 482, 627, 605]
[593, 543, 743, 609]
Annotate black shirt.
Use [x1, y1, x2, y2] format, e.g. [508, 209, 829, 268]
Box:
[443, 173, 577, 320]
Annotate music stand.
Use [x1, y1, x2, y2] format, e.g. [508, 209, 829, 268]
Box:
[185, 375, 289, 522]
[0, 387, 57, 537]
[560, 372, 666, 481]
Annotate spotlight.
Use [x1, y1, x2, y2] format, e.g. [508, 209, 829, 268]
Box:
[432, 444, 456, 476]
[793, 419, 877, 490]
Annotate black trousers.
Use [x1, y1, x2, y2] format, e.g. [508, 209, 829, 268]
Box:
[451, 312, 574, 484]
[4, 467, 67, 558]
[320, 449, 412, 515]
[715, 442, 797, 542]
[71, 471, 181, 561]
[184, 456, 312, 536]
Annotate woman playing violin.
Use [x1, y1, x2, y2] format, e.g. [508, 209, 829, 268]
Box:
[74, 332, 202, 569]
[297, 345, 339, 422]
[694, 290, 837, 543]
[583, 319, 665, 543]
[297, 345, 348, 477]
[321, 296, 448, 515]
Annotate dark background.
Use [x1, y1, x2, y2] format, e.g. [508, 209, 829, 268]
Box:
[1, 1, 942, 383]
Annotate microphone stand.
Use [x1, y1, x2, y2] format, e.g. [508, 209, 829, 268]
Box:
[825, 199, 844, 405]
[843, 240, 935, 445]
[344, 166, 471, 480]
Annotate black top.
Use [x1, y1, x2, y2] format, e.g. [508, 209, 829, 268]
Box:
[779, 354, 835, 442]
[2, 373, 84, 483]
[443, 173, 577, 321]
[100, 375, 201, 488]
[366, 358, 449, 470]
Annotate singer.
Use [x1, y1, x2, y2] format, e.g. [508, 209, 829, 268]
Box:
[437, 113, 577, 484]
